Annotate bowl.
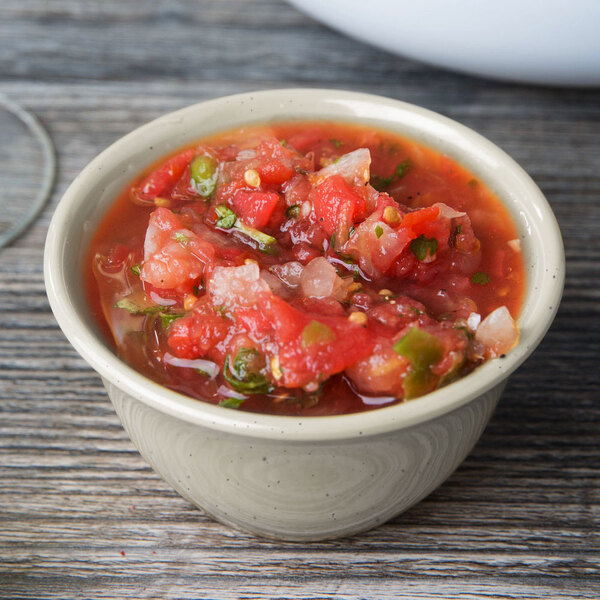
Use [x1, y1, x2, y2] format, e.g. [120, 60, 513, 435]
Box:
[287, 0, 600, 86]
[44, 89, 564, 540]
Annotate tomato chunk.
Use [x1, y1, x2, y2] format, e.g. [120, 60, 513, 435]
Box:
[313, 175, 366, 237]
[261, 296, 375, 388]
[132, 149, 195, 203]
[232, 189, 280, 229]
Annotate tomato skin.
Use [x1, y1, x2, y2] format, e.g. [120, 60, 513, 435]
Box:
[313, 175, 366, 237]
[132, 149, 195, 203]
[232, 189, 280, 229]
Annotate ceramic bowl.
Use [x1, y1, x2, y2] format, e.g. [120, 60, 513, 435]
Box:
[287, 0, 600, 86]
[44, 89, 564, 540]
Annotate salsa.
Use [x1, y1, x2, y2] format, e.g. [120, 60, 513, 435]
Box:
[86, 121, 524, 416]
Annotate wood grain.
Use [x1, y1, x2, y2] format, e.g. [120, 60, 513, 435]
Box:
[1, 1, 599, 598]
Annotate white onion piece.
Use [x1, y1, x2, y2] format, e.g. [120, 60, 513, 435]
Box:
[149, 291, 177, 306]
[508, 238, 522, 252]
[208, 263, 270, 308]
[312, 148, 371, 186]
[217, 385, 247, 400]
[434, 202, 466, 219]
[270, 261, 304, 289]
[475, 306, 519, 357]
[467, 312, 481, 331]
[236, 149, 257, 160]
[300, 257, 338, 298]
[163, 352, 219, 379]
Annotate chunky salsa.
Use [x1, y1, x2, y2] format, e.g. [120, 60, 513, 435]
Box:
[86, 121, 524, 416]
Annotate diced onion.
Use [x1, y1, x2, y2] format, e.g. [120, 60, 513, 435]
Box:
[467, 312, 481, 331]
[163, 352, 219, 379]
[149, 291, 177, 306]
[312, 148, 371, 186]
[217, 385, 247, 400]
[270, 261, 304, 289]
[300, 257, 338, 298]
[208, 263, 270, 308]
[236, 149, 257, 160]
[508, 238, 522, 252]
[475, 306, 519, 357]
[434, 202, 466, 219]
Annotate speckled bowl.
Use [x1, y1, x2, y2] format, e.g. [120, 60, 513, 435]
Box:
[44, 89, 564, 540]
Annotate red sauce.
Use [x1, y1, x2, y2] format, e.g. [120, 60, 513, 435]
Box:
[85, 121, 525, 416]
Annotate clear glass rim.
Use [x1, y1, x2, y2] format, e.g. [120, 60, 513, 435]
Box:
[0, 95, 56, 248]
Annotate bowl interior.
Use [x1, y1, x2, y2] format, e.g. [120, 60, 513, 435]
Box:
[44, 89, 565, 441]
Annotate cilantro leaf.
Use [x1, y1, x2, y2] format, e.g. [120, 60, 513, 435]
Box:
[375, 225, 384, 239]
[471, 271, 491, 285]
[409, 235, 438, 261]
[218, 396, 246, 409]
[223, 349, 272, 394]
[371, 159, 411, 191]
[114, 298, 161, 315]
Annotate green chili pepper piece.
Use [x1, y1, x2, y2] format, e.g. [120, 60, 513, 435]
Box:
[190, 153, 218, 198]
[394, 327, 444, 399]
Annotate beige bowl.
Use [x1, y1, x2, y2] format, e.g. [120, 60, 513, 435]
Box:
[44, 89, 564, 540]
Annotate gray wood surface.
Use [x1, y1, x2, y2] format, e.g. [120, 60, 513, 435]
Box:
[1, 1, 599, 598]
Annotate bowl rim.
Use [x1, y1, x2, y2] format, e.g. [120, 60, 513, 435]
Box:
[44, 88, 565, 442]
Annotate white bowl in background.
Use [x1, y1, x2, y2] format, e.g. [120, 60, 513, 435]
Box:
[287, 0, 600, 86]
[44, 89, 564, 540]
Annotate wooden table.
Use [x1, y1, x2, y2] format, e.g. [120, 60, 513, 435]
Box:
[1, 2, 599, 598]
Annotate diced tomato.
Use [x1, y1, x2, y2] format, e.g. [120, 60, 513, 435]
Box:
[401, 205, 440, 234]
[259, 160, 294, 185]
[131, 149, 195, 203]
[168, 298, 231, 359]
[141, 208, 214, 291]
[232, 189, 280, 229]
[260, 295, 375, 388]
[313, 175, 367, 237]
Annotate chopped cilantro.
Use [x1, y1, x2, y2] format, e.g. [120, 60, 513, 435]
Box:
[160, 312, 184, 328]
[130, 263, 141, 276]
[371, 159, 411, 191]
[218, 396, 246, 409]
[215, 205, 237, 229]
[223, 349, 272, 394]
[409, 235, 438, 261]
[330, 232, 336, 250]
[286, 204, 300, 218]
[295, 167, 308, 175]
[375, 225, 384, 239]
[471, 271, 491, 285]
[329, 138, 343, 148]
[114, 298, 161, 315]
[395, 160, 411, 179]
